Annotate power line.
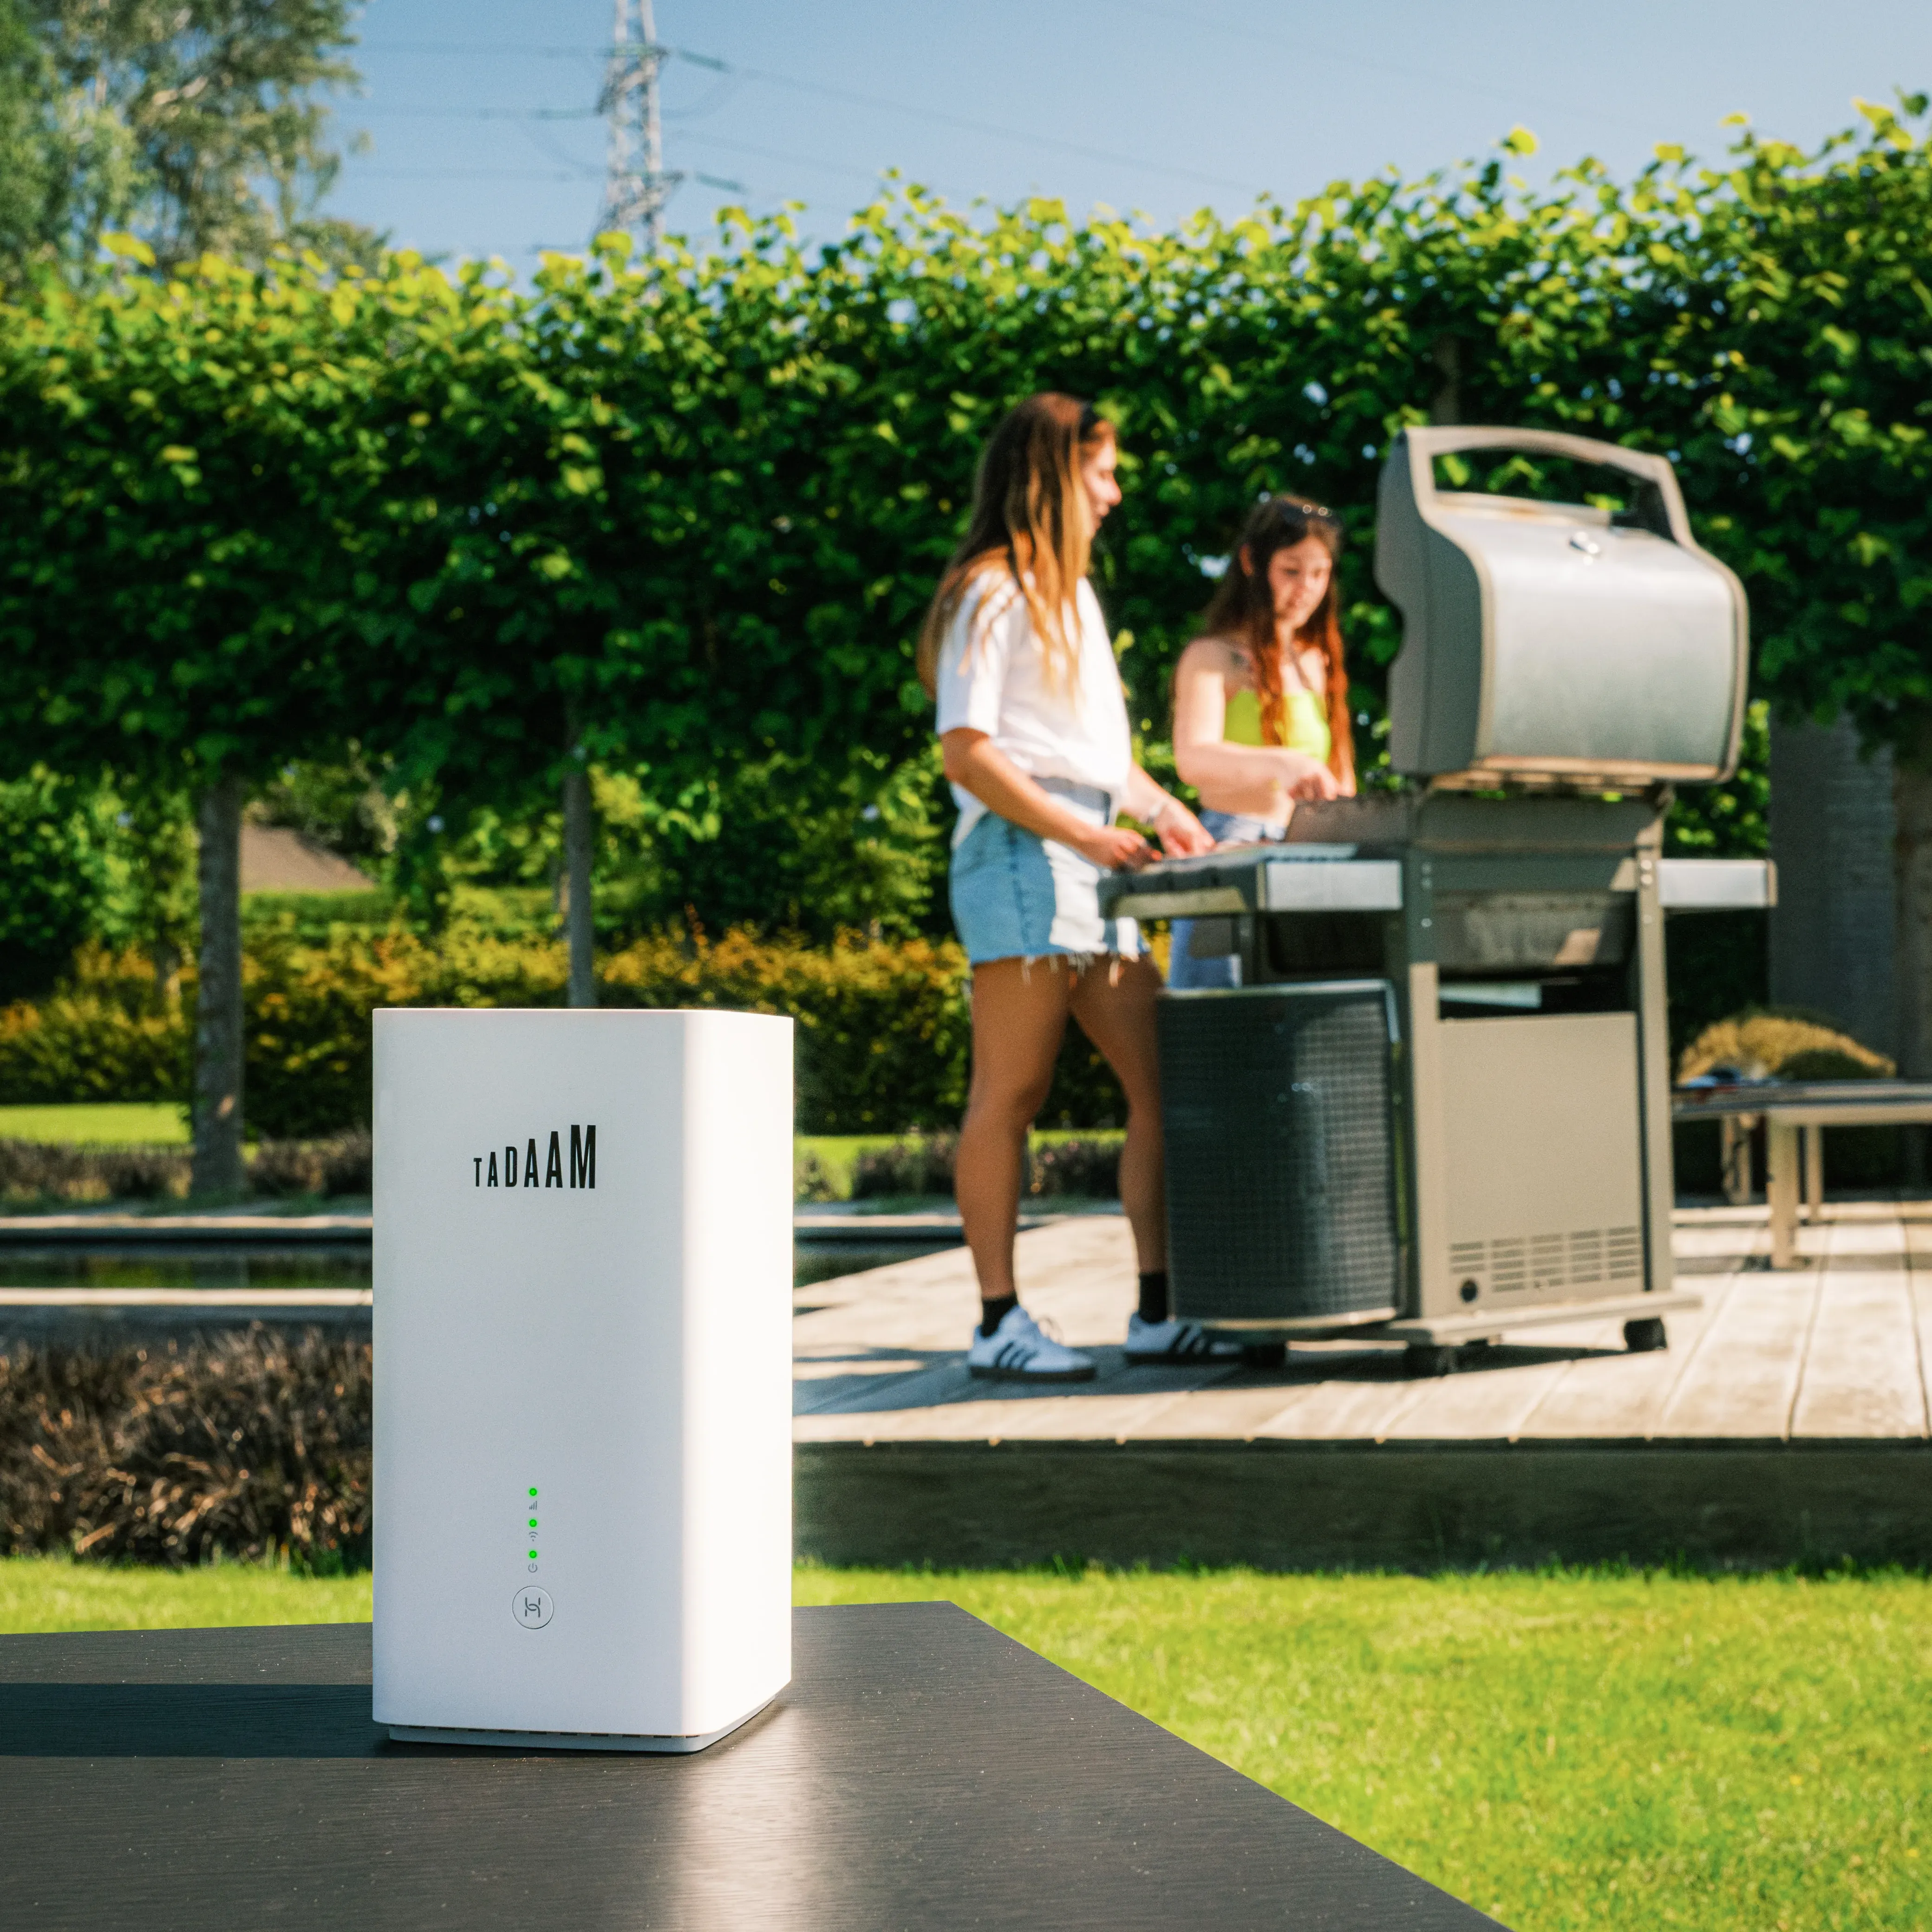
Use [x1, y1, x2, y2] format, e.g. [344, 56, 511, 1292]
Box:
[361, 169, 587, 182]
[354, 106, 597, 120]
[361, 38, 1267, 197]
[1110, 0, 1660, 139]
[359, 26, 1651, 164]
[350, 112, 909, 189]
[676, 131, 901, 187]
[678, 54, 1266, 196]
[361, 42, 609, 58]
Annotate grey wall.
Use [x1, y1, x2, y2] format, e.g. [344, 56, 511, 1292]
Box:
[1769, 715, 1897, 1057]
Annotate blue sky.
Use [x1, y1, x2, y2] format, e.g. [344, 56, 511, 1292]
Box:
[327, 1, 1932, 277]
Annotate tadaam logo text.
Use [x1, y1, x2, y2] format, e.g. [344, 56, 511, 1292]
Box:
[473, 1126, 597, 1191]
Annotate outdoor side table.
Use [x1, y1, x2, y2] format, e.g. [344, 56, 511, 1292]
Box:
[1673, 1081, 1932, 1267]
[0, 1602, 1498, 1930]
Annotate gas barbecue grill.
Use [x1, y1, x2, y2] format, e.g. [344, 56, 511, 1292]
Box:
[1101, 428, 1770, 1371]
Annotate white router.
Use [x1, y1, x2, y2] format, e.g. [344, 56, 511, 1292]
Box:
[372, 1007, 794, 1751]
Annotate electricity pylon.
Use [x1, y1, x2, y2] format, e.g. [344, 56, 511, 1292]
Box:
[597, 0, 681, 251]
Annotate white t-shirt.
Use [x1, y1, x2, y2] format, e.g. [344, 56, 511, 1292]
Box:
[933, 574, 1134, 846]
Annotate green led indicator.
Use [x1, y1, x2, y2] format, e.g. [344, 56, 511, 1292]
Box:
[528, 1518, 537, 1527]
[528, 1487, 537, 1496]
[528, 1549, 538, 1560]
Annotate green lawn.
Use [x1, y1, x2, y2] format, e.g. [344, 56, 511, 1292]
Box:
[0, 1554, 372, 1630]
[797, 1567, 1928, 1932]
[0, 1558, 1920, 1929]
[794, 1134, 899, 1198]
[0, 1103, 189, 1145]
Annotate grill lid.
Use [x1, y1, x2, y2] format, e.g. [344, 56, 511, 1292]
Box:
[1376, 427, 1748, 785]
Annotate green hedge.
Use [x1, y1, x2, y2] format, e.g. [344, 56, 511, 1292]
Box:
[0, 934, 1128, 1137]
[0, 952, 186, 1107]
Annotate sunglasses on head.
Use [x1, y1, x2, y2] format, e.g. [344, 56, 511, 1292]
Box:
[1264, 495, 1337, 526]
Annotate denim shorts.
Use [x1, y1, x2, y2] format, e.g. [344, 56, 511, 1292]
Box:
[1166, 808, 1286, 991]
[948, 807, 1141, 965]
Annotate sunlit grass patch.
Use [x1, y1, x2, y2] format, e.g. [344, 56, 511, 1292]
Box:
[796, 1564, 1931, 1932]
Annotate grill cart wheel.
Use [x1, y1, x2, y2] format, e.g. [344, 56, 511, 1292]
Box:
[1623, 1317, 1668, 1353]
[1406, 1344, 1459, 1378]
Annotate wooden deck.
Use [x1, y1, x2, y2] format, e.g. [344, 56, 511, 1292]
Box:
[795, 1201, 1932, 1446]
[792, 1202, 1932, 1570]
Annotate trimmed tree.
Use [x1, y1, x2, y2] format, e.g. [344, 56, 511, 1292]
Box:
[0, 241, 424, 1188]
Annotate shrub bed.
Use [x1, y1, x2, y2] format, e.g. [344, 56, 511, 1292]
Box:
[1675, 1008, 1907, 1190]
[0, 1131, 372, 1205]
[851, 1131, 1124, 1200]
[0, 1330, 370, 1569]
[0, 951, 186, 1110]
[0, 935, 1128, 1137]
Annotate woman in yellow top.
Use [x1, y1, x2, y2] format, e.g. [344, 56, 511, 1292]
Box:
[1168, 496, 1358, 988]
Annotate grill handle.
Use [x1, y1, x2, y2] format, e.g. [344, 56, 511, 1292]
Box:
[1391, 425, 1694, 548]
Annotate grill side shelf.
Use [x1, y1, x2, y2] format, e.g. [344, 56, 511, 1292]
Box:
[1102, 851, 1399, 920]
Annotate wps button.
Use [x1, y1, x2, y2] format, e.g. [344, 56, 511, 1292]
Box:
[512, 1586, 554, 1629]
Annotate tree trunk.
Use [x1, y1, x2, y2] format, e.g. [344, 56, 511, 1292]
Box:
[150, 939, 180, 1008]
[1894, 732, 1932, 1183]
[1429, 335, 1462, 426]
[192, 777, 247, 1198]
[563, 766, 597, 1009]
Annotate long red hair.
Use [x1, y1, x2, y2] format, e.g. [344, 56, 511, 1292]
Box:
[917, 394, 1114, 697]
[1199, 496, 1353, 788]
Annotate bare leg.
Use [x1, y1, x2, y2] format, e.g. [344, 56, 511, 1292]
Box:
[955, 958, 1073, 1308]
[1068, 954, 1167, 1276]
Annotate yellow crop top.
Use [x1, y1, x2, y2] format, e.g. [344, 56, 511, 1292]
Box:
[1224, 686, 1332, 763]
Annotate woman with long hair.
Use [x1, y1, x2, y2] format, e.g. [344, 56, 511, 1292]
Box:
[1167, 496, 1357, 988]
[920, 393, 1239, 1379]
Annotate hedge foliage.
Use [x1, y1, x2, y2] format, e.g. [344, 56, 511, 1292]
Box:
[5, 101, 1932, 828]
[6, 107, 1932, 1143]
[0, 934, 1127, 1136]
[0, 950, 183, 1106]
[851, 1132, 1124, 1201]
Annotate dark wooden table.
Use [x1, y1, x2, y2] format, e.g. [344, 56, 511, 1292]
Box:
[0, 1602, 1501, 1930]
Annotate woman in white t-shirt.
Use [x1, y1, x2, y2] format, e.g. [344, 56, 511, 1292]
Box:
[918, 393, 1241, 1380]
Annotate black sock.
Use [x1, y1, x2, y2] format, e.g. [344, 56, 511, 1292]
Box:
[1137, 1271, 1170, 1325]
[980, 1293, 1018, 1337]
